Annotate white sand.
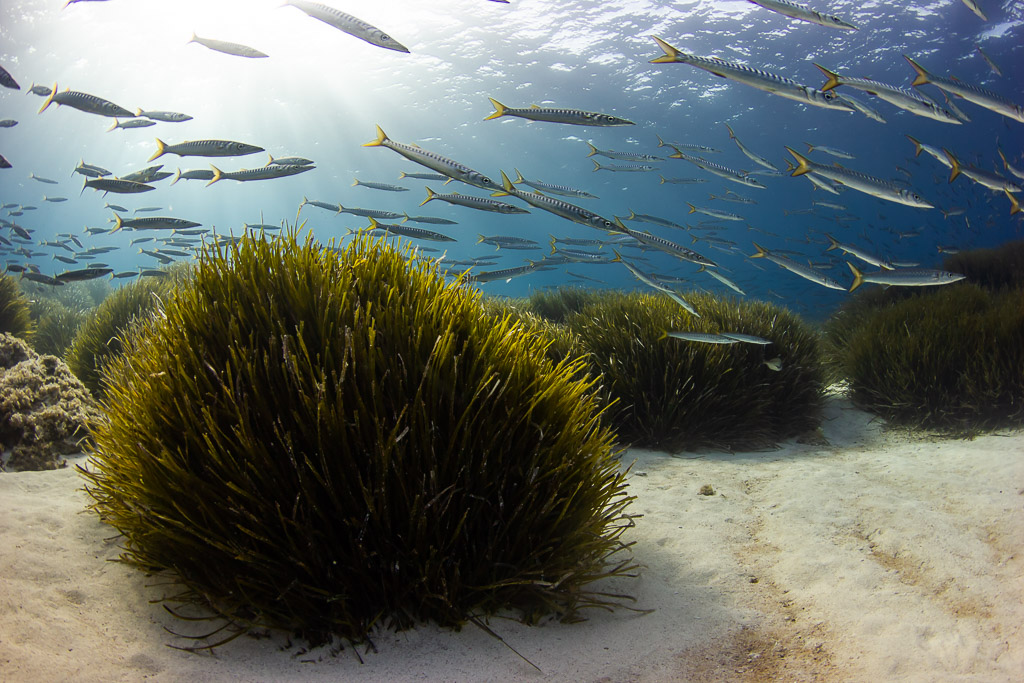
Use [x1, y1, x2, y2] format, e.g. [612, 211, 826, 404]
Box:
[2, 396, 1022, 682]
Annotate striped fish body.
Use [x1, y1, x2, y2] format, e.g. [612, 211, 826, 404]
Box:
[171, 169, 216, 184]
[403, 215, 458, 225]
[838, 93, 887, 123]
[486, 98, 633, 126]
[624, 211, 687, 230]
[593, 161, 656, 172]
[268, 155, 314, 167]
[659, 177, 708, 185]
[747, 0, 858, 30]
[121, 165, 165, 183]
[847, 263, 965, 292]
[137, 109, 192, 122]
[364, 218, 455, 242]
[84, 178, 155, 194]
[699, 266, 746, 295]
[618, 222, 718, 267]
[815, 65, 961, 124]
[650, 37, 854, 112]
[463, 263, 539, 284]
[515, 175, 597, 198]
[114, 216, 201, 231]
[74, 162, 111, 178]
[586, 143, 662, 161]
[422, 187, 527, 214]
[905, 136, 951, 169]
[659, 138, 721, 154]
[825, 234, 892, 269]
[671, 150, 766, 189]
[399, 171, 449, 181]
[285, 0, 409, 53]
[208, 164, 312, 185]
[109, 118, 155, 131]
[38, 84, 134, 118]
[150, 138, 264, 162]
[905, 56, 1024, 123]
[687, 203, 744, 221]
[550, 246, 611, 263]
[787, 147, 933, 209]
[751, 242, 845, 290]
[299, 197, 337, 211]
[495, 171, 616, 231]
[189, 34, 268, 58]
[364, 126, 501, 192]
[353, 178, 408, 192]
[338, 205, 404, 219]
[726, 124, 779, 171]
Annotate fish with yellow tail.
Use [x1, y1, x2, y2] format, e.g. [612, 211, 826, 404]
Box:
[149, 138, 263, 162]
[942, 149, 1022, 194]
[485, 98, 633, 126]
[903, 55, 1024, 124]
[846, 263, 965, 293]
[746, 0, 858, 30]
[750, 242, 845, 291]
[649, 36, 854, 112]
[363, 125, 502, 192]
[38, 82, 134, 118]
[786, 147, 933, 209]
[813, 64, 961, 124]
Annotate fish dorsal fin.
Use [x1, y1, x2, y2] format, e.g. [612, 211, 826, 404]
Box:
[530, 104, 541, 109]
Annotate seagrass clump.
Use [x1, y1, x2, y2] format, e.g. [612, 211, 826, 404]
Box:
[29, 299, 87, 357]
[0, 274, 34, 340]
[81, 230, 636, 649]
[66, 273, 184, 396]
[840, 283, 1024, 435]
[564, 290, 824, 451]
[942, 239, 1024, 292]
[525, 286, 609, 324]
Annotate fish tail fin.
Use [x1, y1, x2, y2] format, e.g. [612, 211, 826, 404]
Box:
[335, 203, 344, 214]
[905, 135, 923, 156]
[592, 160, 601, 171]
[825, 233, 839, 251]
[170, 169, 181, 185]
[659, 175, 666, 184]
[649, 35, 683, 64]
[655, 134, 667, 148]
[266, 153, 275, 166]
[942, 148, 961, 182]
[750, 242, 768, 259]
[586, 142, 598, 157]
[206, 164, 222, 187]
[484, 97, 506, 121]
[691, 236, 699, 245]
[111, 214, 124, 233]
[610, 249, 622, 264]
[107, 118, 119, 132]
[846, 261, 864, 292]
[419, 187, 436, 207]
[79, 178, 87, 196]
[997, 147, 1010, 170]
[904, 55, 930, 87]
[38, 82, 58, 113]
[135, 108, 144, 117]
[804, 141, 814, 153]
[785, 147, 812, 177]
[686, 202, 697, 214]
[513, 168, 525, 184]
[612, 217, 629, 234]
[363, 125, 388, 147]
[148, 138, 166, 162]
[549, 236, 558, 255]
[813, 64, 841, 92]
[401, 212, 410, 223]
[352, 178, 360, 187]
[1007, 189, 1021, 216]
[724, 123, 736, 139]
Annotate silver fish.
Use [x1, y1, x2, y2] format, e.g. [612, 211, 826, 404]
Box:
[188, 33, 268, 58]
[363, 125, 501, 192]
[750, 242, 845, 290]
[663, 331, 738, 344]
[786, 147, 933, 209]
[905, 55, 1024, 124]
[815, 64, 962, 124]
[512, 169, 597, 198]
[421, 187, 527, 214]
[38, 83, 134, 118]
[284, 0, 409, 53]
[353, 178, 408, 192]
[492, 171, 616, 231]
[650, 37, 854, 112]
[846, 263, 965, 292]
[136, 108, 192, 122]
[725, 124, 778, 171]
[746, 0, 857, 31]
[671, 150, 766, 189]
[485, 98, 633, 126]
[149, 138, 264, 162]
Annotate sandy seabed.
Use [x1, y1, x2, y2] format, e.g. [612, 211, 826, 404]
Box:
[1, 396, 1022, 683]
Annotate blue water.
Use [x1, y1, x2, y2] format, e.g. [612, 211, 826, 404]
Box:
[1, 0, 1022, 319]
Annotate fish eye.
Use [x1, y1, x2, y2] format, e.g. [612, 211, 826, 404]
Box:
[823, 90, 836, 100]
[481, 176, 492, 184]
[381, 34, 390, 41]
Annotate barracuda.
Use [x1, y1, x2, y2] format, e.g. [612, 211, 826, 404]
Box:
[905, 135, 952, 170]
[149, 138, 264, 162]
[207, 164, 313, 185]
[942, 149, 1023, 194]
[614, 219, 718, 268]
[650, 36, 854, 112]
[670, 150, 766, 189]
[364, 125, 502, 193]
[112, 215, 201, 232]
[725, 124, 778, 171]
[492, 171, 618, 231]
[284, 0, 409, 53]
[485, 98, 633, 126]
[361, 217, 455, 243]
[512, 169, 597, 198]
[747, 0, 857, 30]
[814, 64, 962, 124]
[786, 147, 933, 209]
[421, 186, 527, 214]
[697, 265, 746, 295]
[585, 142, 662, 162]
[38, 82, 134, 118]
[904, 55, 1024, 124]
[751, 242, 846, 290]
[687, 203, 744, 221]
[846, 263, 965, 293]
[611, 250, 701, 317]
[825, 234, 893, 270]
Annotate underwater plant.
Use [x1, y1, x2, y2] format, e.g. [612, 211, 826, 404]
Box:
[0, 333, 101, 471]
[81, 230, 637, 649]
[942, 239, 1024, 292]
[840, 283, 1024, 435]
[28, 299, 88, 358]
[66, 273, 183, 397]
[524, 286, 610, 324]
[563, 290, 824, 451]
[0, 274, 35, 340]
